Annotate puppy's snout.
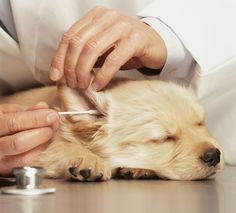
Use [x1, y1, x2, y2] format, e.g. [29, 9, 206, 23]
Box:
[200, 148, 221, 167]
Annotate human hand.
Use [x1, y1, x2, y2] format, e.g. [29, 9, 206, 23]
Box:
[0, 103, 59, 175]
[50, 6, 167, 91]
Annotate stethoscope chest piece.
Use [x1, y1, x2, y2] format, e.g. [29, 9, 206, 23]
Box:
[1, 167, 56, 195]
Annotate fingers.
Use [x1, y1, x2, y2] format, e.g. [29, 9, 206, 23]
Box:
[0, 102, 49, 115]
[0, 104, 27, 114]
[50, 6, 166, 91]
[50, 7, 123, 89]
[75, 22, 131, 89]
[0, 103, 58, 175]
[0, 142, 50, 175]
[64, 9, 120, 88]
[92, 38, 138, 91]
[0, 127, 53, 156]
[49, 6, 107, 82]
[26, 102, 49, 111]
[0, 109, 59, 137]
[25, 102, 59, 131]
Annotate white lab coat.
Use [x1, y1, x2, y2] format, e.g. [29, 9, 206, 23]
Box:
[0, 0, 236, 164]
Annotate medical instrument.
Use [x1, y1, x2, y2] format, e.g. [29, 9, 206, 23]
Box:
[1, 167, 56, 195]
[58, 110, 100, 116]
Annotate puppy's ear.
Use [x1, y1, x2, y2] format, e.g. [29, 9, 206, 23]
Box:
[57, 80, 111, 141]
[57, 81, 109, 116]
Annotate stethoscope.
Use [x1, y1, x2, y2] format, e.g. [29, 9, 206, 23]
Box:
[0, 167, 56, 195]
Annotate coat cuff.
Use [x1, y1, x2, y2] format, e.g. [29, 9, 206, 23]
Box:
[140, 17, 194, 79]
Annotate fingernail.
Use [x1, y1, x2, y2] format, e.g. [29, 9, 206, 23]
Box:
[50, 68, 61, 81]
[47, 112, 59, 124]
[36, 102, 48, 107]
[92, 82, 99, 91]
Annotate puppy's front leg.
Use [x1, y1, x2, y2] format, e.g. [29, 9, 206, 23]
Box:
[34, 141, 111, 181]
[67, 150, 112, 181]
[115, 168, 159, 179]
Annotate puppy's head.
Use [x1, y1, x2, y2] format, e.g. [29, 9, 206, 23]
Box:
[58, 79, 224, 180]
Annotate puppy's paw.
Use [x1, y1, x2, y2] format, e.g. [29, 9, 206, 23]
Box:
[67, 153, 111, 181]
[115, 168, 158, 179]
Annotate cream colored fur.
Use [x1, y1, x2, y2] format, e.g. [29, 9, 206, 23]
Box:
[1, 79, 224, 181]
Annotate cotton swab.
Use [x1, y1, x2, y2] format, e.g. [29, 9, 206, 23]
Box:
[58, 110, 100, 116]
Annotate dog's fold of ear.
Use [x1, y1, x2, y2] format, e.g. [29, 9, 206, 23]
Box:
[57, 81, 111, 141]
[57, 81, 110, 120]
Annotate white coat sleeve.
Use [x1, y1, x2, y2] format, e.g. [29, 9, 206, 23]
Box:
[141, 17, 194, 78]
[138, 0, 236, 74]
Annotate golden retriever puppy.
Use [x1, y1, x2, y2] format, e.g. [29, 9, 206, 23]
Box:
[2, 79, 224, 181]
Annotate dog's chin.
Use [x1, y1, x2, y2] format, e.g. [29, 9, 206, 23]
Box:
[155, 166, 223, 181]
[204, 172, 217, 179]
[190, 172, 217, 181]
[202, 167, 223, 180]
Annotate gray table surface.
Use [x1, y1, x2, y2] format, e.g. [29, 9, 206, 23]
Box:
[1, 166, 236, 213]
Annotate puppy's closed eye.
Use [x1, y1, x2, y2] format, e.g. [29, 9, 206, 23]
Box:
[197, 121, 204, 127]
[151, 135, 178, 144]
[164, 135, 179, 142]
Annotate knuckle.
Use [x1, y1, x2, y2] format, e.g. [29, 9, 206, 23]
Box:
[130, 32, 142, 43]
[64, 61, 75, 74]
[76, 71, 87, 81]
[66, 74, 77, 83]
[97, 71, 107, 81]
[117, 22, 132, 37]
[7, 116, 21, 133]
[66, 75, 77, 86]
[76, 73, 90, 87]
[84, 40, 98, 54]
[69, 36, 83, 50]
[119, 20, 132, 31]
[44, 127, 53, 138]
[53, 54, 64, 66]
[106, 53, 120, 66]
[93, 5, 106, 12]
[30, 114, 42, 127]
[61, 32, 72, 44]
[10, 134, 24, 153]
[0, 104, 9, 112]
[106, 10, 119, 20]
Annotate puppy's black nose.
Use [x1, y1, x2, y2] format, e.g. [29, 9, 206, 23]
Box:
[201, 148, 221, 167]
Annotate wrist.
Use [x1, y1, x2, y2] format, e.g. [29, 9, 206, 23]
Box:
[140, 17, 194, 79]
[140, 20, 167, 71]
